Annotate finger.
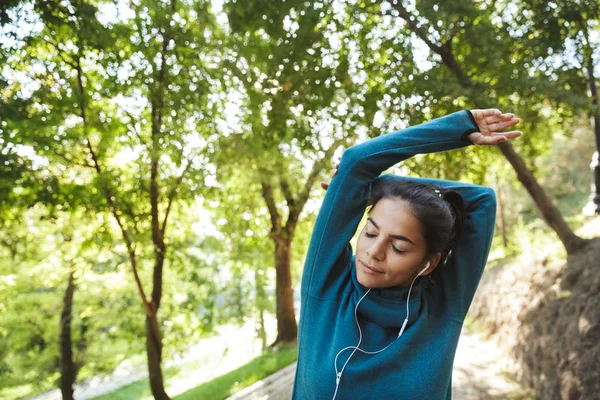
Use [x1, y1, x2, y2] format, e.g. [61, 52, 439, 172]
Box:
[496, 130, 523, 139]
[476, 135, 507, 145]
[470, 130, 523, 145]
[487, 131, 523, 144]
[484, 113, 517, 125]
[478, 108, 502, 118]
[487, 117, 521, 131]
[320, 181, 329, 190]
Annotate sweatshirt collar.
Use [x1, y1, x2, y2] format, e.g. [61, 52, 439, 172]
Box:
[350, 256, 425, 329]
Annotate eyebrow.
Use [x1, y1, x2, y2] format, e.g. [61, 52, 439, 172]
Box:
[367, 217, 416, 246]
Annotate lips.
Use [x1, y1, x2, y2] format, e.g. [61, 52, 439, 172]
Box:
[359, 260, 384, 275]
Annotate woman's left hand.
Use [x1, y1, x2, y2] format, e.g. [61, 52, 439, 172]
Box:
[320, 158, 339, 191]
[468, 109, 523, 146]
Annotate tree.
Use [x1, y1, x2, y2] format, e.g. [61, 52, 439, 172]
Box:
[1, 0, 221, 397]
[351, 0, 591, 253]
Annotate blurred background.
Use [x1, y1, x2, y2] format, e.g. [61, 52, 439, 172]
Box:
[0, 0, 599, 399]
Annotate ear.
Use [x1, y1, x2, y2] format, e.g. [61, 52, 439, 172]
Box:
[421, 253, 442, 276]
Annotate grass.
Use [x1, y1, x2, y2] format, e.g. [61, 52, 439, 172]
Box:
[91, 379, 152, 400]
[91, 344, 298, 400]
[177, 344, 297, 400]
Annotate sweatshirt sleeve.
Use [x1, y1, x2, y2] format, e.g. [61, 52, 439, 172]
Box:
[374, 175, 497, 318]
[301, 110, 480, 299]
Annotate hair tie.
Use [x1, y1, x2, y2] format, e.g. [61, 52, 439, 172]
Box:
[433, 189, 442, 199]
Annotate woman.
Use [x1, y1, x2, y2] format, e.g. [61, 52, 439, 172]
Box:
[291, 109, 522, 399]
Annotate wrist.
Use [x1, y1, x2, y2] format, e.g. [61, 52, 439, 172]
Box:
[460, 110, 479, 144]
[466, 110, 479, 130]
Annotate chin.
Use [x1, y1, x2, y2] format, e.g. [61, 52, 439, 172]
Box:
[356, 266, 384, 288]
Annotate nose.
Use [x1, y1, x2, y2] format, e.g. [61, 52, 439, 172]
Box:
[366, 238, 386, 261]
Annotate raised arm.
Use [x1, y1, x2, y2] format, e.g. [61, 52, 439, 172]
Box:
[302, 109, 521, 299]
[302, 110, 475, 299]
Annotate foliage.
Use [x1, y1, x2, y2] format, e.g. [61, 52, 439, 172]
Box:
[0, 207, 144, 397]
[0, 196, 224, 399]
[1, 0, 222, 395]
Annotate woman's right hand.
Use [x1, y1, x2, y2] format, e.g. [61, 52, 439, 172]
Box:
[468, 109, 523, 145]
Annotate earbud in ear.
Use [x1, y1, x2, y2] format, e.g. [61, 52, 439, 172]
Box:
[418, 261, 431, 276]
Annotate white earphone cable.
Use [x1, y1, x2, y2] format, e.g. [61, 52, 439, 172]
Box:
[332, 270, 423, 400]
[332, 287, 370, 400]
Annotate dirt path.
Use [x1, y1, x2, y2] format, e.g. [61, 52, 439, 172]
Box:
[452, 331, 533, 400]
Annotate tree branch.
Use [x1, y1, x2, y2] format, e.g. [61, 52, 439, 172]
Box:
[443, 20, 461, 48]
[390, 2, 476, 90]
[123, 109, 148, 146]
[260, 180, 282, 235]
[287, 137, 346, 226]
[391, 3, 443, 54]
[279, 177, 295, 208]
[160, 158, 193, 237]
[48, 146, 95, 168]
[45, 39, 78, 69]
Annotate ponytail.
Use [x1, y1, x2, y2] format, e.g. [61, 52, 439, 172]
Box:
[438, 189, 466, 265]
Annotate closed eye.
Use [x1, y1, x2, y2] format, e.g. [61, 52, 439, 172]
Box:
[365, 231, 406, 254]
[391, 245, 405, 255]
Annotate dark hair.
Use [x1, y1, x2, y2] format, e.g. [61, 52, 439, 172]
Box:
[367, 179, 466, 266]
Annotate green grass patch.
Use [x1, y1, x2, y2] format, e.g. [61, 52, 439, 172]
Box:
[90, 378, 152, 400]
[91, 344, 298, 400]
[176, 344, 297, 400]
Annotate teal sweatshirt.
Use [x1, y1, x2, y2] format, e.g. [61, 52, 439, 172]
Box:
[291, 110, 497, 399]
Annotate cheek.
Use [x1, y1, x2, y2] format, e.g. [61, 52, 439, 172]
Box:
[356, 230, 367, 251]
[356, 235, 364, 250]
[386, 253, 420, 272]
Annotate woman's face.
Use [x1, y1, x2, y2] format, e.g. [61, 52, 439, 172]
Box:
[355, 197, 434, 288]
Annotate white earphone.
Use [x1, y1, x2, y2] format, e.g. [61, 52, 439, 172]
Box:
[332, 260, 432, 400]
[418, 261, 431, 276]
[398, 261, 429, 337]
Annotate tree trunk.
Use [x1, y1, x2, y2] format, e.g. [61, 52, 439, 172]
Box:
[496, 142, 589, 254]
[145, 310, 170, 400]
[145, 22, 170, 400]
[272, 236, 297, 344]
[75, 316, 88, 374]
[60, 271, 76, 400]
[585, 50, 600, 214]
[254, 269, 268, 350]
[587, 56, 600, 150]
[494, 174, 509, 250]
